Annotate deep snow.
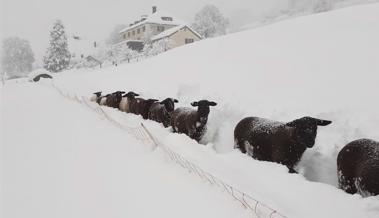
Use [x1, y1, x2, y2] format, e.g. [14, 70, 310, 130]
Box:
[2, 3, 379, 218]
[1, 82, 250, 218]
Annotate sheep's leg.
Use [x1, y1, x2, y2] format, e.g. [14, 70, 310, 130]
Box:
[288, 167, 298, 174]
[188, 127, 196, 139]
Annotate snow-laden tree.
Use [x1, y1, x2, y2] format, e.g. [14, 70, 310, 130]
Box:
[142, 38, 171, 57]
[110, 43, 140, 64]
[1, 37, 35, 79]
[43, 20, 71, 72]
[313, 0, 333, 13]
[191, 4, 229, 38]
[106, 24, 128, 45]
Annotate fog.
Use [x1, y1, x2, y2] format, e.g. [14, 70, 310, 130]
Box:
[1, 0, 288, 61]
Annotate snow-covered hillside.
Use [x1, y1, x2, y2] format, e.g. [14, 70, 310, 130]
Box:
[2, 3, 379, 218]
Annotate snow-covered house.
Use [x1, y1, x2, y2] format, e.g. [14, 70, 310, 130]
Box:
[118, 6, 202, 50]
[150, 24, 202, 50]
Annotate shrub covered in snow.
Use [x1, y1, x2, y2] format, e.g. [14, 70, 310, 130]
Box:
[192, 4, 229, 38]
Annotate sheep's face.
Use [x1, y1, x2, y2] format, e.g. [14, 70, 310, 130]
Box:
[93, 92, 102, 97]
[113, 91, 125, 103]
[286, 117, 332, 148]
[161, 98, 178, 112]
[191, 100, 217, 119]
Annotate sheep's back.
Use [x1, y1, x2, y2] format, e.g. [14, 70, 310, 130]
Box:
[338, 139, 379, 195]
[171, 108, 196, 133]
[149, 103, 164, 120]
[99, 97, 107, 105]
[235, 117, 284, 141]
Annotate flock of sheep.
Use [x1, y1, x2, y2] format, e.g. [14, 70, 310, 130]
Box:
[90, 91, 379, 197]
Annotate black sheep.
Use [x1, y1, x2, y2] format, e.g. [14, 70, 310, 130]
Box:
[148, 98, 179, 127]
[90, 91, 102, 102]
[129, 98, 159, 119]
[170, 100, 217, 142]
[105, 91, 125, 108]
[119, 91, 139, 113]
[337, 139, 379, 196]
[234, 116, 332, 173]
[98, 93, 110, 105]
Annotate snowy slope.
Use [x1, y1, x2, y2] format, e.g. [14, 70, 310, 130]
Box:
[52, 3, 379, 184]
[2, 3, 379, 218]
[1, 81, 250, 218]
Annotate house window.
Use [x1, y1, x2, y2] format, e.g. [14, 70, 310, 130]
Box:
[185, 38, 194, 44]
[137, 28, 140, 34]
[128, 32, 130, 37]
[157, 26, 165, 32]
[123, 34, 126, 39]
[142, 26, 145, 32]
[161, 17, 173, 21]
[132, 30, 135, 35]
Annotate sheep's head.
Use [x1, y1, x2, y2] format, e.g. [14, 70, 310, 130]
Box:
[123, 91, 139, 99]
[112, 91, 126, 102]
[191, 100, 217, 121]
[286, 116, 332, 148]
[145, 99, 159, 107]
[160, 98, 179, 112]
[93, 91, 102, 97]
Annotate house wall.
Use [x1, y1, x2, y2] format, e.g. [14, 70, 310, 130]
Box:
[167, 27, 202, 49]
[120, 23, 176, 42]
[120, 24, 147, 41]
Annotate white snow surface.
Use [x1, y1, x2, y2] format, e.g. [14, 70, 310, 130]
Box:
[2, 4, 379, 218]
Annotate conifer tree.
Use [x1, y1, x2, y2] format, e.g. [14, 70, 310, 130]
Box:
[43, 20, 71, 72]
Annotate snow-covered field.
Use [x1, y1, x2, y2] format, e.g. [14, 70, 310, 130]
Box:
[2, 3, 379, 218]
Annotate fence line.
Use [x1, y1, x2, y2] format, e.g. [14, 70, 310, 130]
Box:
[48, 82, 289, 218]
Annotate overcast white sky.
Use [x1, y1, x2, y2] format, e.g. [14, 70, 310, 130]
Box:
[1, 0, 287, 60]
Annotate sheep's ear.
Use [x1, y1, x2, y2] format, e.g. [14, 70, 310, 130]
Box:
[174, 99, 179, 103]
[191, 101, 199, 107]
[208, 101, 217, 106]
[316, 119, 332, 126]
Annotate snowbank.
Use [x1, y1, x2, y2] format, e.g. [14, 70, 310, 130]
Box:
[2, 82, 250, 218]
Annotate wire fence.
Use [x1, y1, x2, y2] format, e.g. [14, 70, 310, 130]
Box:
[48, 81, 289, 218]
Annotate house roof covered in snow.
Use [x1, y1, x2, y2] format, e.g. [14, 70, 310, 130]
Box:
[150, 24, 203, 42]
[119, 9, 184, 34]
